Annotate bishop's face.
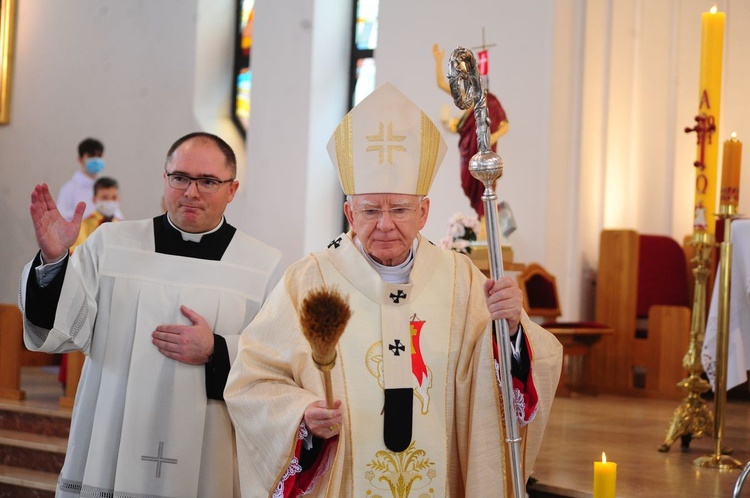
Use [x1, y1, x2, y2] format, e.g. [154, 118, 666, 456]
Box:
[344, 193, 429, 266]
[163, 138, 238, 233]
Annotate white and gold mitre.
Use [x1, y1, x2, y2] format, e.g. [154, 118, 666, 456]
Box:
[327, 82, 447, 196]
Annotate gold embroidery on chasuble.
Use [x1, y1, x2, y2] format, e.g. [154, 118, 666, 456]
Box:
[364, 441, 437, 498]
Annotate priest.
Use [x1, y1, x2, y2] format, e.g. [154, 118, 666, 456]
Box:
[19, 132, 283, 498]
[225, 83, 562, 497]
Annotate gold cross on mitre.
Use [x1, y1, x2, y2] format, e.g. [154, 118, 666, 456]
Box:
[366, 121, 406, 164]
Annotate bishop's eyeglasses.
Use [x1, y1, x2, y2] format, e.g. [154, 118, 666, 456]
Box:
[355, 206, 418, 222]
[166, 172, 235, 193]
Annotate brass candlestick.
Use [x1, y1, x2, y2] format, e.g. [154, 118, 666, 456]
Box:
[694, 205, 743, 469]
[658, 230, 715, 452]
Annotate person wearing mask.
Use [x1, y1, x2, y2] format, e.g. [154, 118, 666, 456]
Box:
[57, 137, 109, 221]
[70, 176, 123, 252]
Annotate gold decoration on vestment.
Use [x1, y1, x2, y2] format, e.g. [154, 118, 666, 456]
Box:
[365, 441, 436, 498]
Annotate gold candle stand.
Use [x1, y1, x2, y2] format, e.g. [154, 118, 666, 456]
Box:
[694, 205, 743, 469]
[658, 230, 715, 452]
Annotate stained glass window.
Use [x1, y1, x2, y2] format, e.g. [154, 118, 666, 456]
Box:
[232, 0, 254, 136]
[349, 0, 379, 108]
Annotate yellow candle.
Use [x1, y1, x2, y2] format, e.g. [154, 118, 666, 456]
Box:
[693, 6, 725, 233]
[593, 452, 616, 498]
[720, 133, 742, 207]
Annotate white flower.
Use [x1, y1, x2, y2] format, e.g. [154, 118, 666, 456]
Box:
[448, 222, 466, 238]
[453, 239, 470, 253]
[465, 216, 480, 232]
[439, 236, 454, 250]
[442, 212, 481, 255]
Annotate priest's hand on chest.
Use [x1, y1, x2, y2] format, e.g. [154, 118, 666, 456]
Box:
[151, 305, 215, 365]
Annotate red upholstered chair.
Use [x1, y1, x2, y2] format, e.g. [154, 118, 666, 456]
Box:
[591, 230, 692, 398]
[637, 236, 691, 319]
[517, 263, 613, 396]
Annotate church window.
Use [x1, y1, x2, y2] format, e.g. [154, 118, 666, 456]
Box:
[349, 0, 379, 108]
[231, 0, 254, 137]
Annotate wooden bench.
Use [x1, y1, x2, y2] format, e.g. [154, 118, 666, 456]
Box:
[548, 327, 612, 397]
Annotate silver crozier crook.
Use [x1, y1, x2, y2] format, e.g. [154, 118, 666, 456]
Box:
[448, 46, 525, 498]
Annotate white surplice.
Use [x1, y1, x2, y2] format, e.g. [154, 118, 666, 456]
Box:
[19, 219, 282, 498]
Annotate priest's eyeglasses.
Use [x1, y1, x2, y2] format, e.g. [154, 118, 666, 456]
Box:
[166, 173, 235, 193]
[355, 207, 417, 222]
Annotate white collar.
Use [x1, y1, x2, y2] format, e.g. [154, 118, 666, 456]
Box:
[166, 214, 224, 242]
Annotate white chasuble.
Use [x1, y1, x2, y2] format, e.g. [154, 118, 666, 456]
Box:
[20, 219, 281, 498]
[226, 232, 562, 498]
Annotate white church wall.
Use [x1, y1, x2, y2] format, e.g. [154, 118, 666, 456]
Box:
[193, 0, 247, 184]
[548, 1, 589, 321]
[238, 0, 352, 271]
[376, 0, 556, 270]
[376, 1, 561, 306]
[0, 1, 203, 304]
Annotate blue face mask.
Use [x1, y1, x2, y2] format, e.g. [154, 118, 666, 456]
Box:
[85, 157, 105, 175]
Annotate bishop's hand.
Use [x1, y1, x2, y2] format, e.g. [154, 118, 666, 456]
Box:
[304, 399, 342, 439]
[484, 276, 522, 333]
[30, 183, 84, 263]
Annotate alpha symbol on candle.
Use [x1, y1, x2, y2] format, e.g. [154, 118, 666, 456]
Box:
[699, 89, 711, 110]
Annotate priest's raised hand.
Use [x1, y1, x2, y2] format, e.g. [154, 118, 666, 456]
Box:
[29, 183, 84, 262]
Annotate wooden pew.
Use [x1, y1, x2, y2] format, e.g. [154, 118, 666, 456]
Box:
[589, 230, 691, 399]
[0, 304, 25, 400]
[0, 303, 62, 401]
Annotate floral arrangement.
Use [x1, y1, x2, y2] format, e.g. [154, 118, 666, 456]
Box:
[439, 212, 481, 254]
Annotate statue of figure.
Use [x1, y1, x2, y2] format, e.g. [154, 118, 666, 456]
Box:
[433, 43, 509, 218]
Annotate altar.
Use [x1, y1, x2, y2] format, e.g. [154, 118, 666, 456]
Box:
[468, 243, 526, 275]
[702, 218, 750, 391]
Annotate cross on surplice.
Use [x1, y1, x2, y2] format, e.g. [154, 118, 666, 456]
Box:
[141, 441, 178, 478]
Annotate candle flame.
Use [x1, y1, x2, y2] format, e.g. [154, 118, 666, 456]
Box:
[710, 5, 717, 14]
[731, 132, 737, 140]
[602, 452, 607, 463]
